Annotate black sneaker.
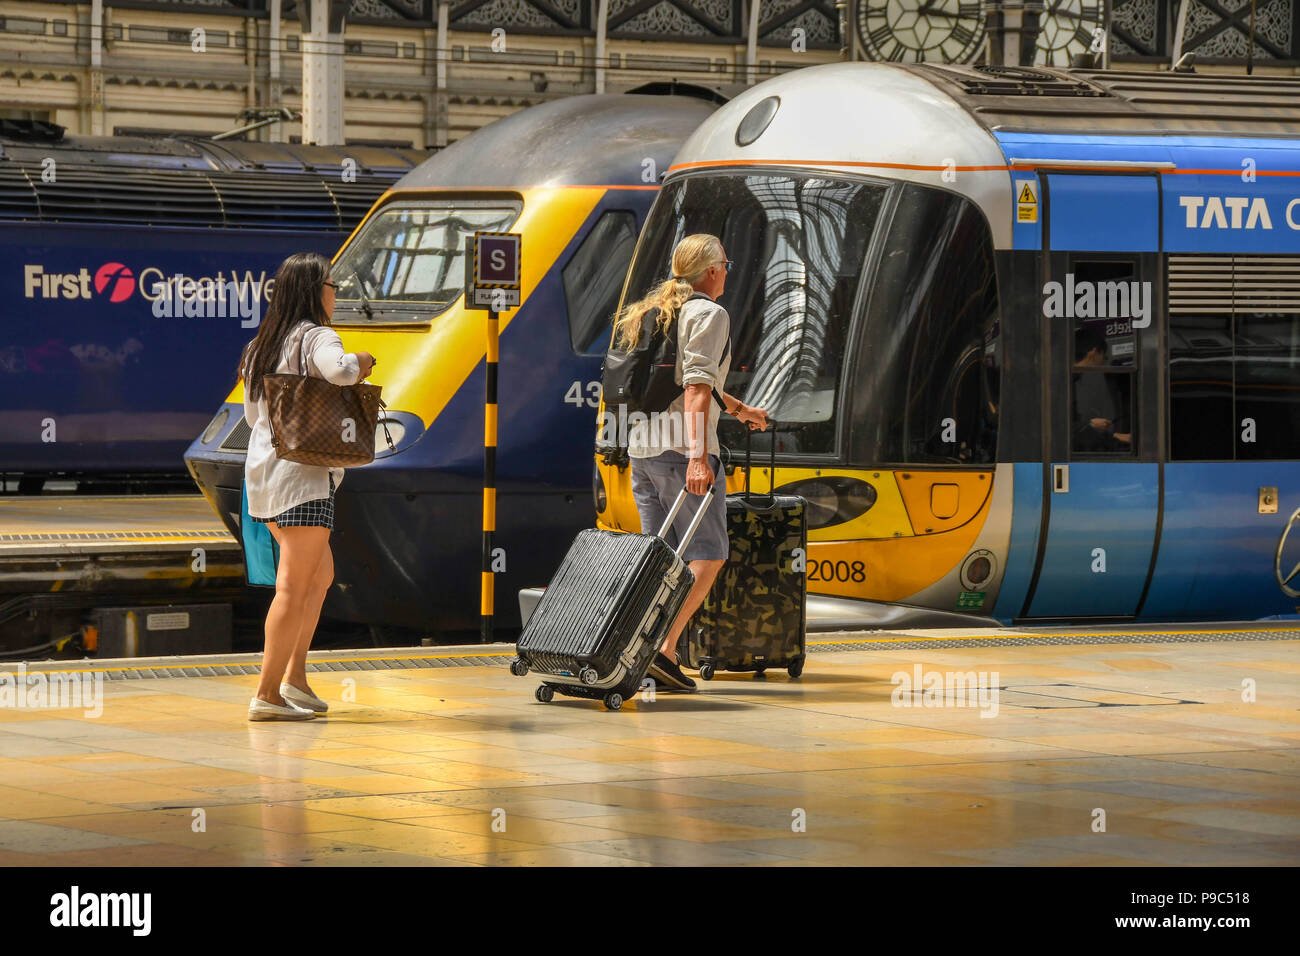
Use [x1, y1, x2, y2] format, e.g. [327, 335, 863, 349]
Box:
[648, 653, 697, 692]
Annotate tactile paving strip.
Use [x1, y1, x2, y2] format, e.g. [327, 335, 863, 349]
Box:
[37, 655, 520, 682]
[6, 628, 1296, 682]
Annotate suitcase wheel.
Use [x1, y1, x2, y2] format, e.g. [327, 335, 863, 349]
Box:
[698, 663, 715, 681]
[603, 692, 623, 711]
[510, 658, 528, 677]
[535, 685, 555, 703]
[578, 666, 599, 686]
[788, 658, 804, 679]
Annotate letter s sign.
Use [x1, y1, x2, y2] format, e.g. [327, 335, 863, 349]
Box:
[491, 248, 506, 271]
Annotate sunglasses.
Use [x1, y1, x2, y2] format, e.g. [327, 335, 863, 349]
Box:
[715, 260, 733, 273]
[323, 280, 339, 290]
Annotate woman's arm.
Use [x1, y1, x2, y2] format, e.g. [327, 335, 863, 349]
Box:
[307, 328, 365, 385]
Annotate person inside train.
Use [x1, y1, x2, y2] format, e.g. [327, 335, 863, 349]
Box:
[1073, 326, 1131, 452]
[237, 252, 376, 721]
[613, 234, 770, 691]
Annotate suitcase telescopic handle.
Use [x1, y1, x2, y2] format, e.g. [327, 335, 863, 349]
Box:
[744, 420, 780, 503]
[657, 484, 716, 557]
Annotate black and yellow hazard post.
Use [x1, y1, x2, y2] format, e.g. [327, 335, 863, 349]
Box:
[482, 306, 498, 644]
[464, 230, 521, 644]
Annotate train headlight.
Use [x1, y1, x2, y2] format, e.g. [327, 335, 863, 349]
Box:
[960, 550, 997, 591]
[773, 476, 876, 530]
[593, 463, 607, 514]
[201, 408, 229, 445]
[736, 95, 780, 147]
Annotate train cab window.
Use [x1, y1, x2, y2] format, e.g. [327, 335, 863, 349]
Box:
[621, 172, 888, 457]
[849, 184, 1000, 466]
[330, 201, 520, 323]
[562, 210, 638, 355]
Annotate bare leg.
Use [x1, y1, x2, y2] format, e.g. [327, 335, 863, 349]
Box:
[284, 543, 333, 696]
[661, 558, 724, 661]
[255, 523, 329, 705]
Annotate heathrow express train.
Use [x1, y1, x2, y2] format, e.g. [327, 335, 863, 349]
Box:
[594, 63, 1300, 624]
[0, 124, 424, 485]
[185, 94, 717, 635]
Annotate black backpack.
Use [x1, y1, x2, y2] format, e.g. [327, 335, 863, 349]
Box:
[597, 292, 726, 462]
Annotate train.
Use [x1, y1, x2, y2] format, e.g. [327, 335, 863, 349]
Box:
[0, 123, 425, 488]
[594, 63, 1300, 625]
[184, 93, 718, 636]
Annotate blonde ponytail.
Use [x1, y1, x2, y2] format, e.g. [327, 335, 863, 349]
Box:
[612, 233, 724, 350]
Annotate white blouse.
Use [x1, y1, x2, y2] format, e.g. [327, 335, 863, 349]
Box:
[242, 320, 363, 518]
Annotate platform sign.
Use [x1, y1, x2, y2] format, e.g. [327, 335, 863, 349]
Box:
[464, 231, 521, 310]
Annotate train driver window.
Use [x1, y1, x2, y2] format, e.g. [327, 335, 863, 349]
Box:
[1069, 261, 1139, 456]
[562, 210, 639, 355]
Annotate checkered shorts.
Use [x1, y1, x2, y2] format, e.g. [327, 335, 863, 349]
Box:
[253, 475, 335, 530]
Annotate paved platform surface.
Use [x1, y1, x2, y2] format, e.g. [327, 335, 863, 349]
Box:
[0, 628, 1297, 866]
[0, 495, 236, 555]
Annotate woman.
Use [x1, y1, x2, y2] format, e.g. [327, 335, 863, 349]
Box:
[237, 252, 375, 721]
[612, 234, 767, 691]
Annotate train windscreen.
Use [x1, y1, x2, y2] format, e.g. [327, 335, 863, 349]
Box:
[624, 173, 887, 457]
[331, 199, 520, 324]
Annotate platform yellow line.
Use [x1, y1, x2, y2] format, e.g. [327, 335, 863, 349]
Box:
[12, 651, 514, 677]
[807, 627, 1299, 646]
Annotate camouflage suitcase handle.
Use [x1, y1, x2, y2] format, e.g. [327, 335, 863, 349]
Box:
[742, 419, 781, 505]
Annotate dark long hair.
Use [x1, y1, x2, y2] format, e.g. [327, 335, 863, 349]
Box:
[237, 252, 333, 402]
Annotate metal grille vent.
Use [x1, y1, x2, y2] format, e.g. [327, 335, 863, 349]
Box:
[220, 417, 252, 452]
[959, 65, 1110, 98]
[1169, 255, 1300, 314]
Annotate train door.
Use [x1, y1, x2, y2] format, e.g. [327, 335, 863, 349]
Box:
[1022, 173, 1162, 619]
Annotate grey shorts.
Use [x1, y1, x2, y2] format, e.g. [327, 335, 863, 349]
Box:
[630, 451, 728, 562]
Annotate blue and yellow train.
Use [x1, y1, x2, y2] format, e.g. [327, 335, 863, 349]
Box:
[595, 64, 1300, 625]
[185, 93, 717, 635]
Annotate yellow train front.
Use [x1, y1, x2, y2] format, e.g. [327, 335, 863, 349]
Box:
[596, 63, 1300, 628]
[185, 93, 715, 637]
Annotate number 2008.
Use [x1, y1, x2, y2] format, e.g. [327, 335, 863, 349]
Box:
[806, 560, 866, 583]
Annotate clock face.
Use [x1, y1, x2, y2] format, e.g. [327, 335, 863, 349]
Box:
[857, 0, 987, 64]
[1035, 0, 1105, 66]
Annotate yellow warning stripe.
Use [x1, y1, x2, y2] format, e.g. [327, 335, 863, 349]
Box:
[807, 627, 1298, 646]
[14, 651, 515, 677]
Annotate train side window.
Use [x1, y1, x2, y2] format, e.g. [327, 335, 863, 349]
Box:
[850, 184, 1000, 466]
[1170, 314, 1233, 461]
[1071, 319, 1136, 456]
[563, 210, 638, 355]
[1236, 312, 1300, 460]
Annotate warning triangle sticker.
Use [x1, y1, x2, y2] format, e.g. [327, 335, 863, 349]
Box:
[1018, 184, 1037, 204]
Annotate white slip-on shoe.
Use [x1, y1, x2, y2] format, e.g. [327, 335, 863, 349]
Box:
[280, 682, 328, 714]
[248, 696, 316, 721]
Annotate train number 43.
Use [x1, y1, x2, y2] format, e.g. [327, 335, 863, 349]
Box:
[565, 380, 601, 409]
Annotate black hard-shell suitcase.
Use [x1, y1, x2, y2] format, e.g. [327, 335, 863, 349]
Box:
[511, 487, 713, 711]
[679, 428, 807, 680]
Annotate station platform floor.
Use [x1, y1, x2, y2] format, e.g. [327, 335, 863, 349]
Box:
[0, 625, 1297, 866]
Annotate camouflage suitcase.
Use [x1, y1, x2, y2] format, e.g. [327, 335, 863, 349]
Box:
[511, 487, 713, 711]
[680, 428, 807, 680]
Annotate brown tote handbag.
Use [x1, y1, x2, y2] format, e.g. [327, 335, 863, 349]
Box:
[263, 325, 393, 467]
